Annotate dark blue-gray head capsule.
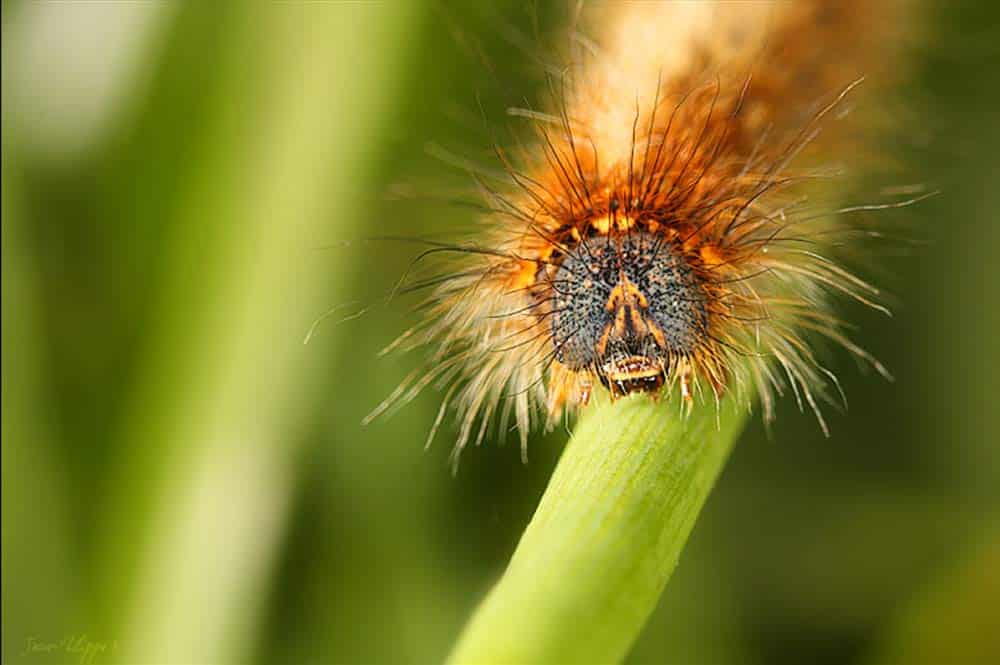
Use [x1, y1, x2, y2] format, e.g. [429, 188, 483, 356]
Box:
[548, 232, 708, 396]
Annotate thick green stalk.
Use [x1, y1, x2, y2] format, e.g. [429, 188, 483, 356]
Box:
[448, 393, 748, 664]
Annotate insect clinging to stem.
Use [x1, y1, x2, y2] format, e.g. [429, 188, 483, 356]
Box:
[369, 0, 924, 467]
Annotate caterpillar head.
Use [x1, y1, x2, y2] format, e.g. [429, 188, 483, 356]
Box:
[548, 231, 709, 398]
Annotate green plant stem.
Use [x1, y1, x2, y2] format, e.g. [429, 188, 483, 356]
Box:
[93, 4, 420, 664]
[448, 393, 748, 665]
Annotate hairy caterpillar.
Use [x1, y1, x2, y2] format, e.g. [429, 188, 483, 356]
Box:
[371, 0, 917, 466]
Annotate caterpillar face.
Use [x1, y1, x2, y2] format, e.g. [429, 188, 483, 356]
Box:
[548, 231, 708, 398]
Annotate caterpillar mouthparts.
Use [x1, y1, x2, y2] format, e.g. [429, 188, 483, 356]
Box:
[374, 0, 911, 466]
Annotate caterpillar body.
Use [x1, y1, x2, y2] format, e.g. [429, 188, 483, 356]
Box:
[374, 0, 913, 465]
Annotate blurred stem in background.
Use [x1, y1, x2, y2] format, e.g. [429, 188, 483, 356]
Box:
[73, 3, 420, 664]
[871, 528, 1000, 665]
[2, 127, 79, 663]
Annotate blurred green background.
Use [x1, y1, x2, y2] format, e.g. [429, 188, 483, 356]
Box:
[2, 2, 998, 664]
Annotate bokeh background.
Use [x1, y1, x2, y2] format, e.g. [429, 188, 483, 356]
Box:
[3, 2, 998, 664]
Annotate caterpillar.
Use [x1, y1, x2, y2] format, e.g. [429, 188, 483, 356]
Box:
[371, 0, 917, 467]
